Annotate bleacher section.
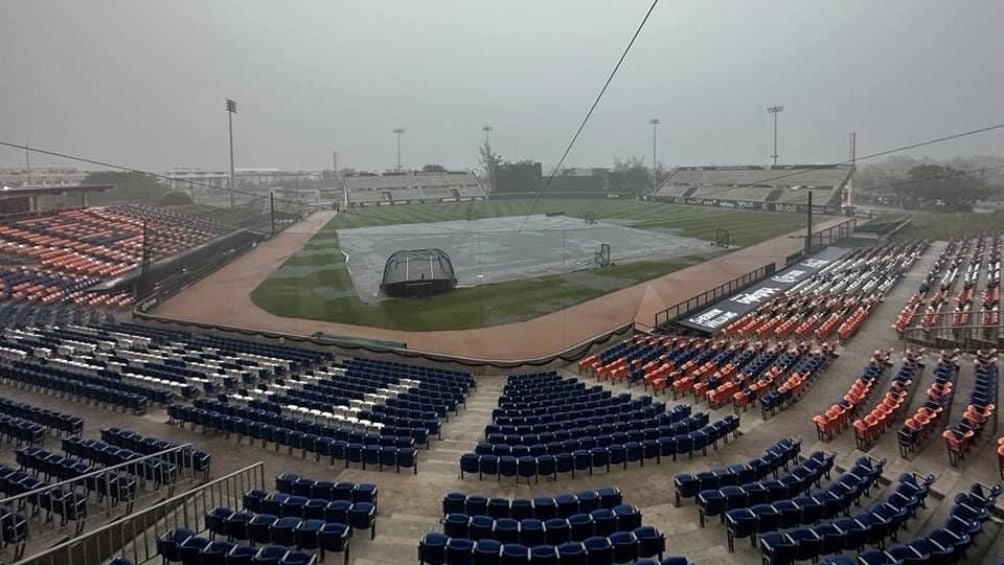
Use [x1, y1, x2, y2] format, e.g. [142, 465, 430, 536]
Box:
[459, 372, 740, 481]
[654, 165, 853, 209]
[0, 204, 235, 308]
[425, 487, 686, 564]
[344, 172, 487, 207]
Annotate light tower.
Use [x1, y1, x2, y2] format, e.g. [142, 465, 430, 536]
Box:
[482, 125, 493, 146]
[648, 118, 660, 193]
[393, 128, 405, 170]
[767, 105, 784, 167]
[225, 98, 238, 206]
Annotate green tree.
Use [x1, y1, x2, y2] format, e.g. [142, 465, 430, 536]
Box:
[477, 142, 503, 192]
[608, 157, 651, 196]
[82, 171, 169, 204]
[159, 191, 193, 206]
[900, 164, 990, 211]
[421, 164, 447, 173]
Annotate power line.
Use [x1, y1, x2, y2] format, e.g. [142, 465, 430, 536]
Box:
[734, 122, 1004, 188]
[519, 0, 661, 229]
[0, 140, 326, 210]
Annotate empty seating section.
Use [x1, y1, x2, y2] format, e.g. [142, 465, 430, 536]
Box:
[753, 472, 935, 563]
[155, 474, 376, 564]
[0, 204, 233, 307]
[699, 451, 836, 527]
[943, 349, 998, 465]
[654, 165, 852, 206]
[232, 357, 472, 447]
[345, 173, 486, 206]
[99, 427, 211, 478]
[460, 372, 740, 481]
[0, 396, 83, 436]
[673, 438, 802, 506]
[169, 400, 420, 473]
[852, 349, 924, 451]
[724, 243, 925, 343]
[0, 463, 87, 532]
[711, 455, 886, 555]
[893, 234, 1001, 339]
[425, 488, 684, 565]
[0, 318, 341, 412]
[897, 350, 959, 457]
[816, 483, 998, 565]
[813, 350, 892, 442]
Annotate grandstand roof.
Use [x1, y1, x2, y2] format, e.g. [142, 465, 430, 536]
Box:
[0, 184, 113, 198]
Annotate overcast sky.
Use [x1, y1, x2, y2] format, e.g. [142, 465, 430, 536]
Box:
[1, 0, 1001, 173]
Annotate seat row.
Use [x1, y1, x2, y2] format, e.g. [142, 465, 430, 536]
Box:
[813, 351, 891, 441]
[157, 527, 323, 565]
[674, 438, 802, 505]
[168, 403, 419, 473]
[697, 451, 835, 527]
[943, 350, 998, 465]
[418, 530, 670, 565]
[204, 506, 356, 560]
[240, 492, 376, 538]
[442, 489, 622, 521]
[0, 414, 45, 446]
[481, 410, 707, 452]
[273, 474, 378, 506]
[1, 363, 150, 413]
[852, 350, 924, 451]
[897, 352, 959, 457]
[817, 483, 998, 565]
[0, 463, 87, 531]
[60, 436, 180, 489]
[460, 417, 740, 482]
[709, 456, 885, 538]
[99, 427, 212, 478]
[0, 395, 83, 436]
[755, 472, 934, 563]
[442, 506, 643, 545]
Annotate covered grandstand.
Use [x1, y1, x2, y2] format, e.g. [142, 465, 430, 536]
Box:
[343, 171, 487, 207]
[0, 204, 249, 308]
[653, 164, 853, 212]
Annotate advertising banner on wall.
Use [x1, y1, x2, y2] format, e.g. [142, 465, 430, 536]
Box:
[679, 245, 851, 333]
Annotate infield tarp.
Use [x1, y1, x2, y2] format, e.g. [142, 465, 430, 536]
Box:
[679, 245, 851, 333]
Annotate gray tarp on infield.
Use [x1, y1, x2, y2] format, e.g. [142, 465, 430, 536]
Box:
[337, 214, 711, 302]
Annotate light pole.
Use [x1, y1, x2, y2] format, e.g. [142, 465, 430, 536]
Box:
[648, 118, 659, 194]
[767, 105, 784, 167]
[482, 125, 493, 147]
[393, 128, 405, 170]
[226, 98, 238, 206]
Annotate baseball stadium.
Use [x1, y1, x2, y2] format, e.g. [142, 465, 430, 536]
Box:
[1, 2, 1003, 565]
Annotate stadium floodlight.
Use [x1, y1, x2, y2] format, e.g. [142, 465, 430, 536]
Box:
[393, 128, 405, 170]
[767, 105, 784, 167]
[482, 125, 493, 146]
[648, 118, 660, 194]
[226, 98, 238, 206]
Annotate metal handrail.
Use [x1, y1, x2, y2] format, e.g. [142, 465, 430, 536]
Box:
[17, 462, 266, 565]
[0, 442, 201, 555]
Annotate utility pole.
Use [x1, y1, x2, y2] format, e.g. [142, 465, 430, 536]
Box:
[226, 98, 238, 207]
[24, 142, 31, 185]
[805, 191, 814, 256]
[393, 128, 405, 170]
[648, 118, 660, 194]
[848, 132, 857, 209]
[767, 105, 784, 167]
[270, 192, 276, 237]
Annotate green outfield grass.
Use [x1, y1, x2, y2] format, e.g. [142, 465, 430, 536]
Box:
[891, 210, 1004, 241]
[249, 199, 811, 331]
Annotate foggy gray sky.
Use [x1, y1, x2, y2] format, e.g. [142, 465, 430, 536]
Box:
[1, 0, 1001, 173]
